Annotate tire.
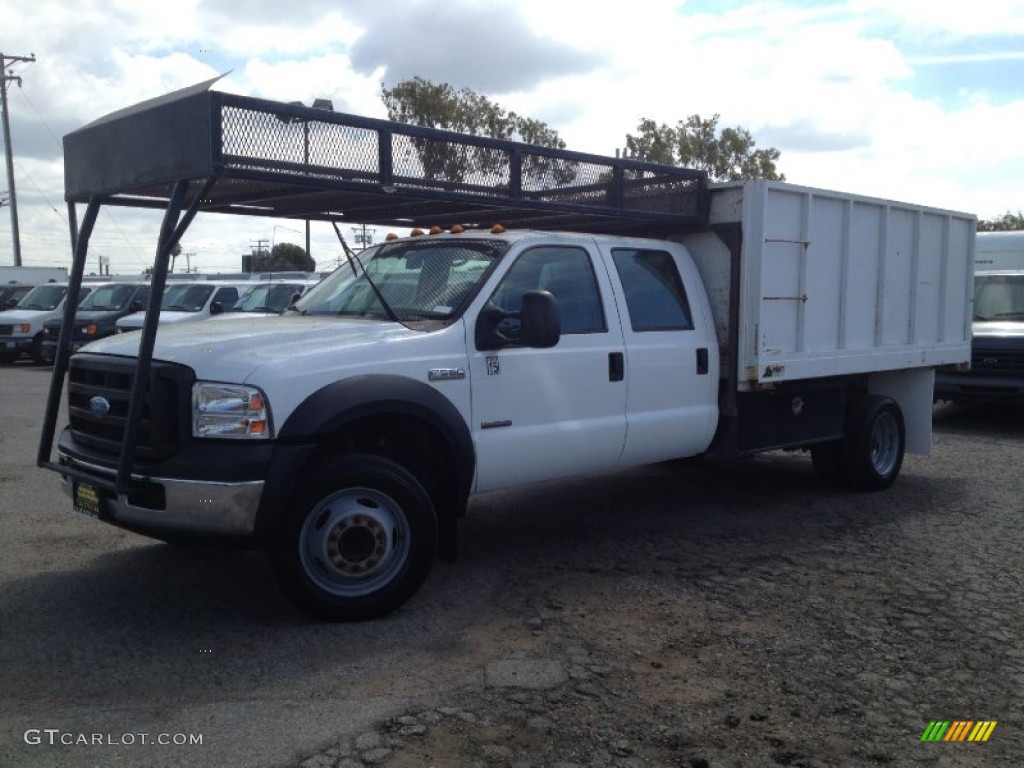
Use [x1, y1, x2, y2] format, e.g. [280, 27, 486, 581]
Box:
[29, 334, 45, 365]
[810, 441, 845, 484]
[269, 454, 437, 621]
[841, 395, 905, 491]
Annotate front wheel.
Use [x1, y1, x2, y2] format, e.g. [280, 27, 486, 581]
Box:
[269, 454, 437, 621]
[842, 395, 905, 491]
[30, 333, 45, 365]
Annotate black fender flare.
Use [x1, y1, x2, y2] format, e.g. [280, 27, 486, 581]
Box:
[257, 375, 474, 534]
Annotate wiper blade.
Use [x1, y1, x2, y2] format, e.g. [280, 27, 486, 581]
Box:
[331, 222, 404, 327]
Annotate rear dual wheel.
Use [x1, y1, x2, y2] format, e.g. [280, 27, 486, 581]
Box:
[811, 395, 905, 490]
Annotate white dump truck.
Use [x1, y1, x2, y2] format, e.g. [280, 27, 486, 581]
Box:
[39, 82, 975, 620]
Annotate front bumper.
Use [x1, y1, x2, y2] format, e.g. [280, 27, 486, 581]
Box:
[935, 372, 1024, 404]
[56, 431, 269, 538]
[2, 336, 34, 353]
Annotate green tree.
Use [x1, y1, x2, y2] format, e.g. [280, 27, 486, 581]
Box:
[978, 211, 1024, 231]
[625, 114, 784, 181]
[381, 77, 576, 186]
[254, 243, 315, 272]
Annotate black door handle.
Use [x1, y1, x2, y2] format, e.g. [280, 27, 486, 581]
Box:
[609, 352, 624, 382]
[696, 347, 709, 375]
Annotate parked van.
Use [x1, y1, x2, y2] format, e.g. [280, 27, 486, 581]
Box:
[935, 232, 1024, 403]
[115, 280, 250, 332]
[974, 231, 1024, 271]
[0, 283, 95, 364]
[216, 279, 320, 319]
[40, 282, 151, 362]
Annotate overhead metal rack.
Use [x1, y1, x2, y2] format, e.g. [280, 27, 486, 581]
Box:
[40, 77, 710, 489]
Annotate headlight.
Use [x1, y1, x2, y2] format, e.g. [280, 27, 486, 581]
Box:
[19, 324, 30, 334]
[192, 383, 272, 439]
[83, 323, 98, 336]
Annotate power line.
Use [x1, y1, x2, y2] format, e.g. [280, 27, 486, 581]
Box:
[14, 86, 62, 152]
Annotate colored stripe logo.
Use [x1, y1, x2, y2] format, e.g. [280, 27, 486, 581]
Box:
[921, 721, 997, 742]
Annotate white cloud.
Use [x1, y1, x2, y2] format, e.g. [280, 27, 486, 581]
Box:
[3, 0, 1023, 273]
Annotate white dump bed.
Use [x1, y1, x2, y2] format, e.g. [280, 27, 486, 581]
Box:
[680, 180, 975, 388]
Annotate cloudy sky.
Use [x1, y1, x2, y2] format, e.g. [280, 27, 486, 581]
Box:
[2, 0, 1023, 275]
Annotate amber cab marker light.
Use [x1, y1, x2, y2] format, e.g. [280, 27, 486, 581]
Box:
[410, 228, 425, 237]
[451, 224, 465, 234]
[385, 232, 399, 240]
[491, 224, 505, 234]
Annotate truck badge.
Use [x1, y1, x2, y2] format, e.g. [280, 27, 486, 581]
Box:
[89, 396, 111, 417]
[428, 368, 466, 381]
[486, 356, 500, 376]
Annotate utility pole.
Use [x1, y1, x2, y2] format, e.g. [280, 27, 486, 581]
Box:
[352, 225, 375, 249]
[1, 52, 36, 267]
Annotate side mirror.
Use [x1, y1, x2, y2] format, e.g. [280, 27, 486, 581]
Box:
[129, 300, 144, 313]
[209, 301, 224, 315]
[474, 290, 561, 351]
[519, 290, 561, 348]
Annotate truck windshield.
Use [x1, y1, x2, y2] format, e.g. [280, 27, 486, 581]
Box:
[229, 283, 307, 313]
[161, 284, 214, 312]
[78, 285, 137, 312]
[973, 274, 1024, 321]
[294, 239, 507, 321]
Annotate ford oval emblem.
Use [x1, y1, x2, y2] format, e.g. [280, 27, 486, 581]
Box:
[89, 396, 111, 417]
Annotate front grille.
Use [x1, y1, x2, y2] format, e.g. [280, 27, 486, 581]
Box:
[67, 353, 195, 460]
[971, 342, 1024, 374]
[44, 325, 61, 339]
[0, 325, 11, 335]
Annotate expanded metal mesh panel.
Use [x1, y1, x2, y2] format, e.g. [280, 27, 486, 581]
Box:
[221, 105, 379, 180]
[66, 89, 708, 231]
[215, 96, 707, 225]
[391, 133, 511, 193]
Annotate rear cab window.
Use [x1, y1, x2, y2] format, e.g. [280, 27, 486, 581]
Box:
[611, 248, 694, 332]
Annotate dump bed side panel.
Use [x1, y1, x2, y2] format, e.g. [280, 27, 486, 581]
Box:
[688, 181, 974, 388]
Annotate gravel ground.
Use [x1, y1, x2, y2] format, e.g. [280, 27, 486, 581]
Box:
[2, 361, 1022, 768]
[290, 404, 1024, 768]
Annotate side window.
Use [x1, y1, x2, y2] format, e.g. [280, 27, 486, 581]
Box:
[213, 287, 239, 308]
[490, 246, 606, 335]
[612, 249, 693, 332]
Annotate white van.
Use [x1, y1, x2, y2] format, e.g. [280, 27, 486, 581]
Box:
[975, 231, 1024, 271]
[214, 279, 320, 319]
[0, 283, 94, 364]
[115, 281, 250, 332]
